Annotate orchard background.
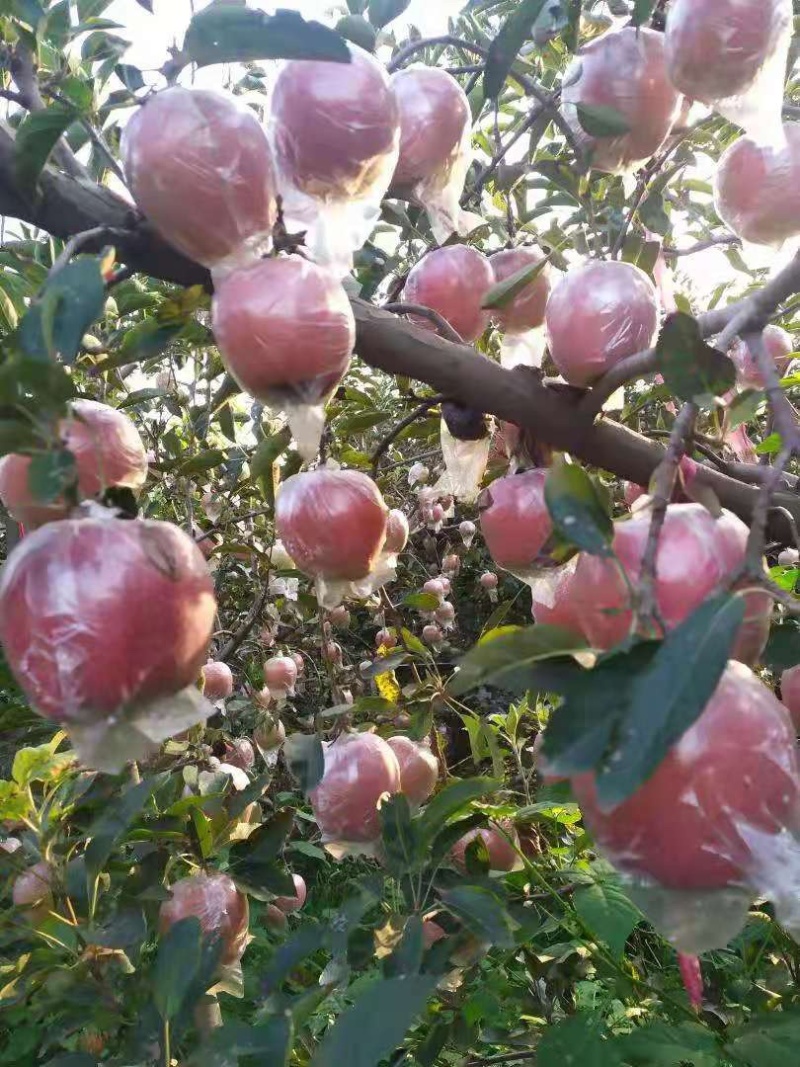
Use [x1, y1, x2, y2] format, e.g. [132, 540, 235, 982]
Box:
[1, 0, 800, 1064]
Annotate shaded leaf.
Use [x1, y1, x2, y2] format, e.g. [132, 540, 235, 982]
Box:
[573, 878, 642, 957]
[197, 1017, 293, 1067]
[368, 0, 410, 29]
[310, 975, 437, 1067]
[575, 103, 631, 138]
[27, 450, 76, 503]
[18, 258, 106, 365]
[439, 885, 518, 948]
[449, 625, 588, 696]
[538, 1016, 617, 1067]
[482, 253, 550, 310]
[545, 457, 613, 557]
[85, 773, 166, 878]
[657, 312, 736, 405]
[417, 778, 499, 842]
[14, 104, 74, 189]
[153, 917, 203, 1021]
[183, 6, 349, 67]
[284, 733, 325, 793]
[484, 0, 548, 99]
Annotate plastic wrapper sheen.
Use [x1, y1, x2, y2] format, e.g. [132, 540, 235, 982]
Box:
[122, 86, 277, 274]
[0, 514, 217, 771]
[160, 872, 249, 966]
[213, 256, 355, 459]
[270, 45, 400, 277]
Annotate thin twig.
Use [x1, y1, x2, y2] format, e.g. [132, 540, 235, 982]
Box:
[663, 235, 740, 258]
[371, 395, 446, 474]
[383, 302, 464, 345]
[218, 581, 271, 661]
[49, 226, 129, 278]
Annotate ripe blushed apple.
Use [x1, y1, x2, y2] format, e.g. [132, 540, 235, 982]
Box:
[0, 516, 216, 724]
[665, 0, 789, 105]
[731, 326, 794, 389]
[264, 656, 298, 698]
[489, 248, 551, 334]
[271, 45, 399, 202]
[570, 504, 771, 662]
[122, 86, 276, 268]
[572, 662, 800, 890]
[714, 124, 800, 246]
[561, 27, 681, 174]
[403, 246, 494, 343]
[387, 735, 439, 805]
[479, 469, 552, 574]
[276, 469, 389, 582]
[546, 261, 659, 387]
[202, 661, 233, 702]
[159, 872, 249, 965]
[0, 399, 148, 528]
[390, 66, 470, 189]
[310, 732, 401, 843]
[385, 509, 410, 554]
[213, 256, 355, 407]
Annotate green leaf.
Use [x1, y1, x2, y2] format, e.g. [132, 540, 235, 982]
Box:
[310, 975, 437, 1067]
[617, 1021, 721, 1066]
[12, 738, 73, 786]
[764, 622, 800, 673]
[115, 62, 144, 91]
[380, 793, 422, 873]
[594, 593, 745, 809]
[418, 778, 500, 842]
[153, 916, 203, 1021]
[638, 192, 670, 237]
[18, 259, 106, 365]
[335, 14, 377, 52]
[177, 449, 227, 475]
[85, 774, 166, 878]
[262, 922, 326, 994]
[545, 457, 613, 557]
[251, 426, 292, 504]
[726, 1011, 800, 1067]
[439, 885, 518, 947]
[230, 810, 294, 868]
[631, 0, 657, 27]
[450, 625, 588, 696]
[10, 0, 46, 30]
[727, 388, 763, 431]
[403, 592, 441, 612]
[284, 733, 325, 793]
[183, 5, 350, 67]
[367, 0, 410, 28]
[538, 1016, 618, 1067]
[575, 103, 631, 138]
[198, 1018, 293, 1067]
[14, 104, 74, 189]
[27, 450, 76, 504]
[0, 779, 32, 822]
[573, 878, 642, 957]
[117, 387, 170, 409]
[482, 253, 550, 310]
[484, 0, 548, 99]
[657, 312, 736, 406]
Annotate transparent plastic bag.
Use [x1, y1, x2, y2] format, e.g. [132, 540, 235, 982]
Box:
[310, 733, 401, 856]
[545, 260, 659, 387]
[390, 65, 478, 243]
[714, 124, 800, 247]
[0, 512, 217, 772]
[570, 662, 800, 953]
[479, 468, 553, 580]
[434, 422, 491, 503]
[403, 246, 494, 343]
[270, 45, 400, 278]
[275, 467, 390, 609]
[0, 399, 148, 529]
[490, 246, 552, 371]
[561, 26, 682, 175]
[213, 256, 355, 459]
[665, 0, 793, 144]
[122, 86, 276, 273]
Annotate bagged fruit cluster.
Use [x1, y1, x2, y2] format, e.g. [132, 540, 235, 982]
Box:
[0, 401, 218, 772]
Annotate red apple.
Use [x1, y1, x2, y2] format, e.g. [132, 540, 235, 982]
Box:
[387, 735, 439, 805]
[489, 247, 551, 334]
[276, 469, 389, 581]
[0, 515, 216, 724]
[546, 261, 659, 387]
[391, 66, 470, 189]
[310, 732, 401, 844]
[122, 86, 276, 267]
[202, 661, 233, 701]
[403, 246, 494, 343]
[0, 399, 148, 528]
[479, 469, 552, 574]
[159, 872, 249, 965]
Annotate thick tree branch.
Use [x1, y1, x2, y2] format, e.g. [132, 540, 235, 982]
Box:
[2, 130, 800, 541]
